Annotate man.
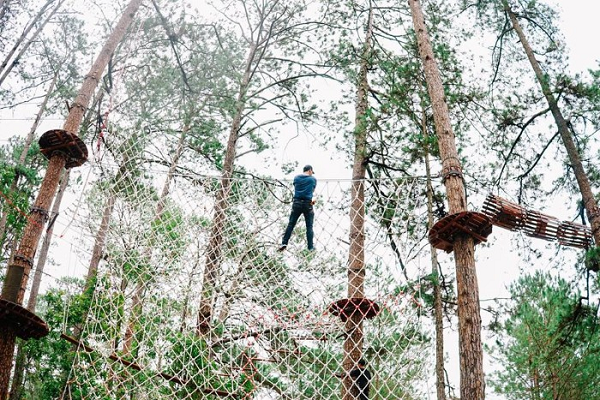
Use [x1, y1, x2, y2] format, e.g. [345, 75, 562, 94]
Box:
[349, 359, 372, 400]
[278, 165, 316, 252]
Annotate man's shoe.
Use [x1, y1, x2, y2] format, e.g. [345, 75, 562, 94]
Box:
[277, 245, 287, 252]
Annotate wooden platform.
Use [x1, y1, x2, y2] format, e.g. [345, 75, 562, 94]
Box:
[0, 299, 49, 340]
[39, 129, 88, 168]
[328, 298, 380, 322]
[428, 211, 493, 253]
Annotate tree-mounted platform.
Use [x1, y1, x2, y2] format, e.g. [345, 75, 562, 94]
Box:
[482, 193, 592, 248]
[39, 129, 88, 168]
[328, 298, 380, 322]
[0, 299, 49, 340]
[428, 211, 493, 253]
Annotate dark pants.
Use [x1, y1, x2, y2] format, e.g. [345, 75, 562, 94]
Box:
[282, 199, 314, 250]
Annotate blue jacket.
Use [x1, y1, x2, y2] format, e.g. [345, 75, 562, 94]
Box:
[293, 174, 316, 200]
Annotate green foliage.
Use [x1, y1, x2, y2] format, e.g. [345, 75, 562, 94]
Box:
[0, 137, 44, 260]
[397, 272, 455, 312]
[187, 118, 225, 169]
[14, 278, 87, 399]
[365, 304, 431, 398]
[584, 246, 600, 272]
[151, 205, 187, 260]
[488, 271, 600, 399]
[166, 332, 253, 398]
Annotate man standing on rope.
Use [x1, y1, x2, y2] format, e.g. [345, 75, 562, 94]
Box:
[278, 165, 316, 252]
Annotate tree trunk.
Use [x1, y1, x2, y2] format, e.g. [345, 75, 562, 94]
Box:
[0, 0, 143, 396]
[84, 193, 116, 292]
[122, 128, 188, 355]
[76, 150, 130, 339]
[342, 6, 373, 400]
[424, 111, 446, 400]
[7, 344, 26, 400]
[27, 170, 69, 310]
[196, 40, 258, 336]
[408, 1, 484, 399]
[503, 2, 600, 246]
[7, 170, 68, 400]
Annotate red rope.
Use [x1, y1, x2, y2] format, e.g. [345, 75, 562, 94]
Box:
[96, 110, 109, 154]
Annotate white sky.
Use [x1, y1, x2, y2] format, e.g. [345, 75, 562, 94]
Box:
[555, 0, 600, 75]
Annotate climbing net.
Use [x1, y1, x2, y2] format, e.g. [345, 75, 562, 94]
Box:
[16, 138, 440, 398]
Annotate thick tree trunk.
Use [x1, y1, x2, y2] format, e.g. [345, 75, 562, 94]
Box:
[504, 2, 600, 246]
[27, 170, 69, 310]
[0, 156, 64, 399]
[408, 1, 484, 399]
[8, 171, 68, 400]
[0, 0, 143, 396]
[197, 41, 257, 336]
[424, 112, 446, 400]
[342, 7, 373, 400]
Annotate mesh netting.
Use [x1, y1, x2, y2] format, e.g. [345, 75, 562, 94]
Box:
[25, 143, 437, 398]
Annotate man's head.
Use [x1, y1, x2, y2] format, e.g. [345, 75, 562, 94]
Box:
[358, 359, 367, 368]
[303, 165, 314, 175]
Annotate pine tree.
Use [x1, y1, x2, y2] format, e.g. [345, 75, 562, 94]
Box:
[489, 271, 600, 399]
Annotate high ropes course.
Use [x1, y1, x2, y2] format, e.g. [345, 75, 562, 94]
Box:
[1, 128, 595, 399]
[1, 131, 442, 399]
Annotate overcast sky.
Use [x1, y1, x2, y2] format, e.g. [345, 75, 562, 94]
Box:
[553, 0, 599, 74]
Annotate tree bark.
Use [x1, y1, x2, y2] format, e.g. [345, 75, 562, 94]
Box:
[122, 128, 188, 355]
[84, 192, 116, 293]
[503, 1, 600, 246]
[196, 38, 258, 336]
[7, 170, 68, 400]
[342, 6, 373, 400]
[0, 0, 143, 396]
[27, 170, 69, 310]
[408, 1, 484, 399]
[7, 345, 26, 400]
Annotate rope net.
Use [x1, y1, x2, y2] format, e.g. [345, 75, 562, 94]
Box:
[17, 140, 439, 398]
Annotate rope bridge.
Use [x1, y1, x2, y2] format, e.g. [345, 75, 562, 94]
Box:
[13, 154, 436, 399]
